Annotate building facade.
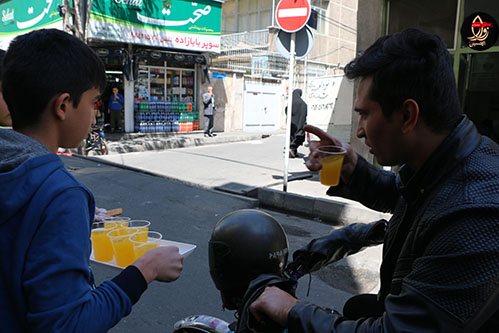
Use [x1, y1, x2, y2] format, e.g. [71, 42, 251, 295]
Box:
[2, 0, 495, 149]
[211, 0, 359, 141]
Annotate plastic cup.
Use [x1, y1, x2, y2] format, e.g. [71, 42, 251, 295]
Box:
[131, 231, 163, 260]
[104, 216, 131, 235]
[102, 221, 118, 230]
[91, 222, 114, 262]
[128, 220, 151, 241]
[317, 145, 347, 186]
[108, 227, 138, 267]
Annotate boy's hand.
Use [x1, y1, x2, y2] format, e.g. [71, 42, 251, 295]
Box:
[133, 246, 183, 284]
[304, 124, 358, 183]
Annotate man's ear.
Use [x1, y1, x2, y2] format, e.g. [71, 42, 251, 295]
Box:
[53, 93, 71, 121]
[400, 98, 419, 135]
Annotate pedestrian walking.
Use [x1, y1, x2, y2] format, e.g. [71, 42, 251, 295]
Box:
[202, 85, 216, 137]
[285, 88, 307, 158]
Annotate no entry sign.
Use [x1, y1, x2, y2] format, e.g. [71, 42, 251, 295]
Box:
[276, 0, 311, 33]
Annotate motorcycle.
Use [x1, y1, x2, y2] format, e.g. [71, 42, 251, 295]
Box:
[78, 125, 108, 156]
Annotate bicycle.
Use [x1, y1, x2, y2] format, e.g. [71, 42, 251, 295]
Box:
[78, 125, 108, 156]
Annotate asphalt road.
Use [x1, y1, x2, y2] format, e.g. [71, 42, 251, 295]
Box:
[63, 155, 367, 332]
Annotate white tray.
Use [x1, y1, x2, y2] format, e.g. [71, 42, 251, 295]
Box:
[90, 239, 197, 271]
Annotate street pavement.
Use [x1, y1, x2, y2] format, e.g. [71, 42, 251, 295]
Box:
[62, 129, 390, 331]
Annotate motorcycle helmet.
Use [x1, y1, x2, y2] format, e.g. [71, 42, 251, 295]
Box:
[208, 209, 289, 310]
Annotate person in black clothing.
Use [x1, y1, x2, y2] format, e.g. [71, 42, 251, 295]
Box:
[285, 88, 307, 158]
[249, 28, 499, 332]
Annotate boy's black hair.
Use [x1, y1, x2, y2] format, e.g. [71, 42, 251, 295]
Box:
[344, 28, 462, 133]
[2, 29, 106, 130]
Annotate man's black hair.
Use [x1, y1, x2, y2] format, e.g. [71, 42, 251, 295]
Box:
[2, 29, 106, 130]
[344, 28, 462, 133]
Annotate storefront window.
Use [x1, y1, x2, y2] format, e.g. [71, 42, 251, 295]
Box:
[150, 67, 166, 101]
[388, 0, 458, 49]
[134, 66, 198, 133]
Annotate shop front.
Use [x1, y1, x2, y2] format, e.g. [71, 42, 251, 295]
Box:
[87, 0, 222, 133]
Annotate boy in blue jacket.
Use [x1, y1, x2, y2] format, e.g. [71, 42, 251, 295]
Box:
[0, 29, 183, 332]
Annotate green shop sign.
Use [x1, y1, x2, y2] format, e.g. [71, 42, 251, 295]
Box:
[88, 0, 222, 53]
[0, 0, 64, 50]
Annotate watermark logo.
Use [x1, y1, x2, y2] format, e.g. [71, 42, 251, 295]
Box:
[2, 8, 14, 23]
[114, 0, 143, 9]
[461, 12, 498, 51]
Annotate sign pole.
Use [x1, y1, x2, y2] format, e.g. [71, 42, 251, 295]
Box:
[283, 32, 296, 192]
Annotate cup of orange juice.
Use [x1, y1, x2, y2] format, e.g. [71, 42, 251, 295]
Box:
[91, 222, 114, 262]
[104, 216, 131, 235]
[317, 145, 346, 186]
[102, 221, 117, 230]
[131, 231, 162, 260]
[108, 227, 138, 268]
[128, 220, 151, 242]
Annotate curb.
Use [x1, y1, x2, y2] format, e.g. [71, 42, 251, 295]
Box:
[73, 130, 391, 226]
[71, 153, 387, 225]
[105, 132, 268, 154]
[257, 187, 390, 226]
[69, 154, 389, 226]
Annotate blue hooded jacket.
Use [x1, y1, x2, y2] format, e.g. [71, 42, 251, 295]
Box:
[0, 129, 145, 332]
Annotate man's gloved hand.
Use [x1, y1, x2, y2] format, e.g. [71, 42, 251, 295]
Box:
[236, 274, 296, 333]
[286, 220, 387, 278]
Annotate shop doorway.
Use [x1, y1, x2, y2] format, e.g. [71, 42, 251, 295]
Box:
[459, 53, 499, 143]
[100, 71, 124, 130]
[243, 80, 281, 132]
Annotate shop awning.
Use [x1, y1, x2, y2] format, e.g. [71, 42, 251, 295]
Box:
[88, 0, 222, 54]
[0, 0, 64, 50]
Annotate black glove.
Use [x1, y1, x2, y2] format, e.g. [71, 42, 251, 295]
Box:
[236, 274, 296, 333]
[286, 220, 386, 279]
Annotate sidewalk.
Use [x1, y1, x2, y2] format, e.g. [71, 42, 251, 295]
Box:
[98, 130, 391, 226]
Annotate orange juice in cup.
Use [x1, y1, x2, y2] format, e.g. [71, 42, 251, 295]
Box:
[104, 217, 130, 235]
[103, 221, 117, 230]
[128, 220, 151, 242]
[317, 145, 346, 186]
[108, 227, 137, 267]
[131, 231, 162, 260]
[91, 222, 114, 262]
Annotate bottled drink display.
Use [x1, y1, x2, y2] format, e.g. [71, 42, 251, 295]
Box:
[134, 100, 198, 133]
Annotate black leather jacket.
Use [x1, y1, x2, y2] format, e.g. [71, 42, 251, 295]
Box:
[288, 116, 499, 332]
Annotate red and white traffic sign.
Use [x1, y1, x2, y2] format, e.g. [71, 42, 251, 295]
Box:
[276, 0, 311, 33]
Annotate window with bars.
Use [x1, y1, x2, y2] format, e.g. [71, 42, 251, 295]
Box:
[222, 0, 273, 33]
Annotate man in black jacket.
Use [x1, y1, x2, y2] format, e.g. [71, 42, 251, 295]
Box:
[249, 28, 499, 332]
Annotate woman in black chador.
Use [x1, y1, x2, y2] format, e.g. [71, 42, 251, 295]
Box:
[286, 88, 308, 158]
